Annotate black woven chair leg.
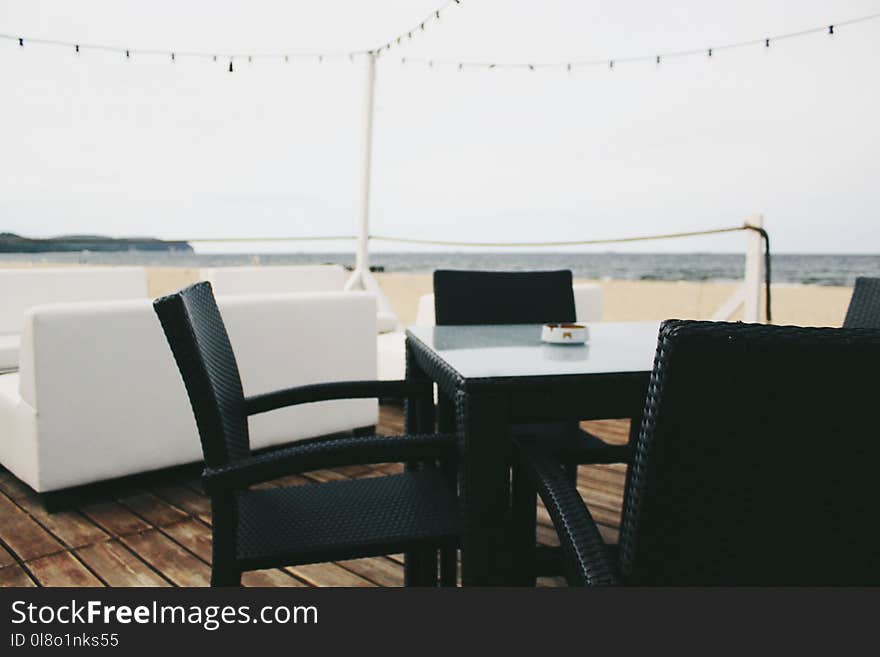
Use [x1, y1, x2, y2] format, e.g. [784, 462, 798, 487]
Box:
[210, 493, 241, 587]
[211, 566, 241, 587]
[421, 548, 439, 586]
[404, 550, 423, 586]
[440, 547, 457, 586]
[511, 462, 538, 586]
[563, 463, 578, 486]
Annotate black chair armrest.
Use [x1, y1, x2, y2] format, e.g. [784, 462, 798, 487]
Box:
[245, 379, 433, 416]
[203, 432, 455, 493]
[518, 444, 620, 586]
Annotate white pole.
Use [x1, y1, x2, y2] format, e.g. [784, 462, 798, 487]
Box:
[346, 51, 376, 291]
[742, 213, 765, 323]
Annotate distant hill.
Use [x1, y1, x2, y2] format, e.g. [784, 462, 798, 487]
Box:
[0, 232, 193, 253]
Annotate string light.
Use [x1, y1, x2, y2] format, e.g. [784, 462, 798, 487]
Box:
[0, 33, 363, 64]
[3, 7, 879, 77]
[398, 10, 880, 72]
[374, 0, 460, 55]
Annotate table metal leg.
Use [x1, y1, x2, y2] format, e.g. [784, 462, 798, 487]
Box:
[458, 391, 512, 585]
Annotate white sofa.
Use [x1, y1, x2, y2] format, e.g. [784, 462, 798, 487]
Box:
[0, 291, 378, 494]
[378, 283, 604, 380]
[0, 267, 148, 371]
[201, 264, 399, 334]
[201, 264, 346, 296]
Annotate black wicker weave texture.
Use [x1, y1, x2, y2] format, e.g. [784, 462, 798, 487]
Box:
[433, 269, 576, 326]
[843, 277, 880, 328]
[154, 281, 249, 466]
[236, 469, 458, 568]
[618, 320, 880, 585]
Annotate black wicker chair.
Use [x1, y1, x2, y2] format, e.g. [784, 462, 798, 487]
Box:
[514, 319, 880, 585]
[843, 277, 880, 328]
[154, 282, 459, 586]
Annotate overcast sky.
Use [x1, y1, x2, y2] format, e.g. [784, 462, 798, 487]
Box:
[1, 0, 879, 253]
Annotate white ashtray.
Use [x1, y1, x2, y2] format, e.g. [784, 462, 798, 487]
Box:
[541, 323, 589, 345]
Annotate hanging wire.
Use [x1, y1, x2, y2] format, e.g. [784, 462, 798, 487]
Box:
[399, 10, 880, 71]
[0, 32, 364, 63]
[4, 8, 875, 75]
[372, 0, 460, 56]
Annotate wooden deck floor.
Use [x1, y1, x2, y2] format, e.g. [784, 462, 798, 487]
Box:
[0, 406, 629, 587]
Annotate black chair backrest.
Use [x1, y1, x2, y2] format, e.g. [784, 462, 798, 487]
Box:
[433, 270, 576, 325]
[843, 277, 880, 328]
[153, 282, 249, 467]
[619, 320, 880, 585]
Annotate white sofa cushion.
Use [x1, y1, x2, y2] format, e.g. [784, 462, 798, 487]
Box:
[0, 267, 147, 335]
[3, 291, 378, 492]
[0, 267, 147, 371]
[0, 334, 20, 371]
[201, 265, 346, 296]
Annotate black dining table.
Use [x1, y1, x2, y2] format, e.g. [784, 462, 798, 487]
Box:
[405, 321, 660, 585]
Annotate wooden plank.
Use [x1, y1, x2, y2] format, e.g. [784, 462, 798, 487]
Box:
[160, 519, 212, 563]
[286, 562, 375, 587]
[536, 523, 561, 547]
[149, 482, 211, 518]
[579, 466, 627, 488]
[17, 497, 109, 549]
[302, 469, 349, 484]
[334, 464, 374, 478]
[537, 576, 567, 587]
[372, 462, 404, 475]
[336, 557, 404, 587]
[0, 493, 64, 561]
[263, 473, 312, 488]
[119, 491, 188, 527]
[80, 501, 151, 536]
[242, 569, 307, 587]
[0, 469, 34, 500]
[0, 542, 16, 568]
[121, 530, 210, 587]
[0, 564, 36, 587]
[76, 541, 170, 587]
[28, 552, 104, 587]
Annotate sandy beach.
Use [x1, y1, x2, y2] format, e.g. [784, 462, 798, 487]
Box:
[144, 267, 851, 328]
[0, 262, 853, 327]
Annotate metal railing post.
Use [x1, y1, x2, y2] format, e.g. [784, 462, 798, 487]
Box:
[742, 214, 765, 323]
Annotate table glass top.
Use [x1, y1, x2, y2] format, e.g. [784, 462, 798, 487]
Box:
[407, 321, 661, 379]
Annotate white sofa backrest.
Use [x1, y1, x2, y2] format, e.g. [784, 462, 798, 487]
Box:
[16, 292, 378, 490]
[0, 267, 147, 335]
[201, 265, 346, 296]
[414, 283, 604, 325]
